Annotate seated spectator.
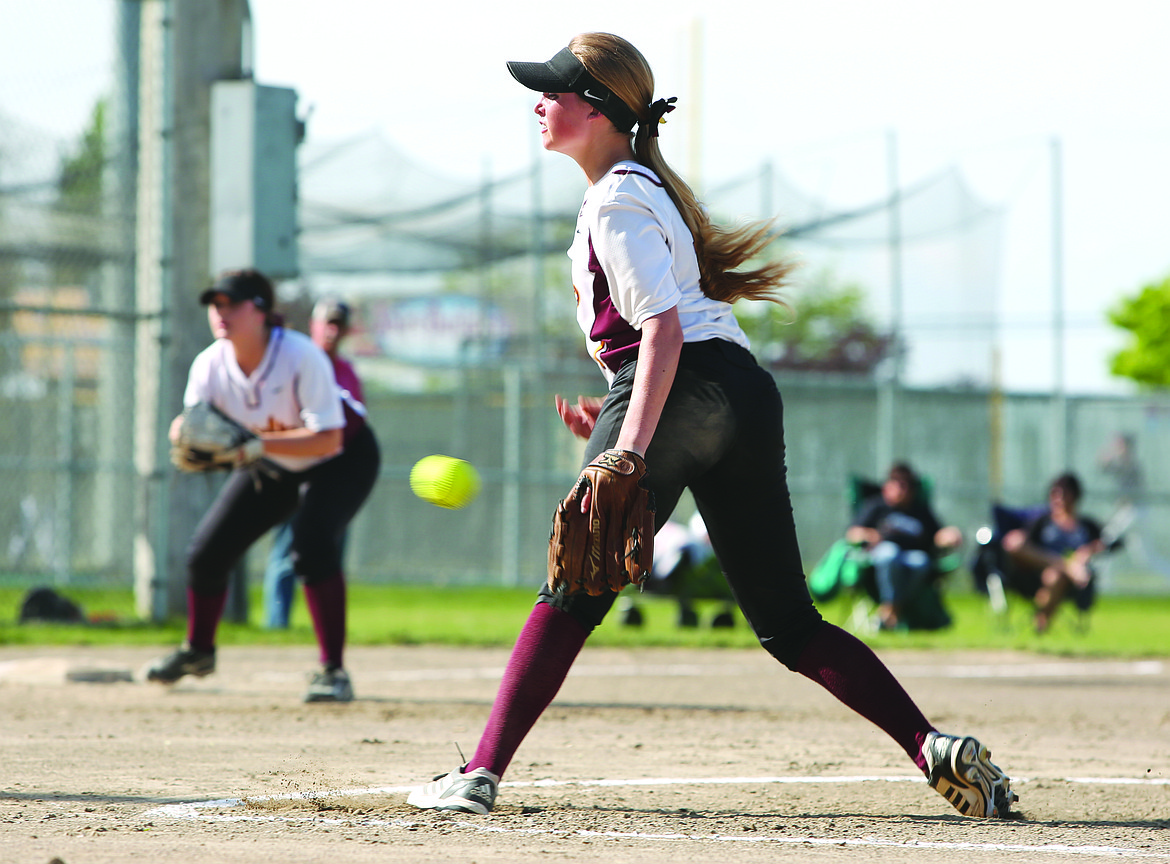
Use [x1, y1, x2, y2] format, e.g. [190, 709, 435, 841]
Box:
[845, 462, 963, 630]
[1002, 472, 1104, 634]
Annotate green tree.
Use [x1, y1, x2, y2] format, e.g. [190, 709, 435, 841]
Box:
[57, 99, 106, 215]
[52, 99, 107, 290]
[1108, 273, 1170, 387]
[736, 270, 894, 374]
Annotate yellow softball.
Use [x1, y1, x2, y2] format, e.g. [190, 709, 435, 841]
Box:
[409, 455, 481, 510]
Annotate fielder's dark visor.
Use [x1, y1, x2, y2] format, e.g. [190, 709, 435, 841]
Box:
[199, 270, 274, 311]
[507, 47, 638, 133]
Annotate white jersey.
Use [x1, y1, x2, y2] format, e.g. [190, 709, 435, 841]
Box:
[569, 161, 749, 384]
[183, 326, 345, 473]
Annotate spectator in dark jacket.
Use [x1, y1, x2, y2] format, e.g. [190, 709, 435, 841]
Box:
[847, 463, 962, 630]
[1003, 472, 1104, 633]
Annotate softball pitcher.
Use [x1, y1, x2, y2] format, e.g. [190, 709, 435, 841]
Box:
[408, 33, 1016, 818]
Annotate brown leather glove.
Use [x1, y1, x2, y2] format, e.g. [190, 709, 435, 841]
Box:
[547, 449, 655, 596]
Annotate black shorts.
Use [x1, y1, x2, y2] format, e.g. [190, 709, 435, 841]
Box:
[538, 339, 824, 668]
[186, 423, 381, 591]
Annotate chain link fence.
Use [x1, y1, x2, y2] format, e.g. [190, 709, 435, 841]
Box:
[2, 333, 1169, 598]
[3, 0, 1168, 609]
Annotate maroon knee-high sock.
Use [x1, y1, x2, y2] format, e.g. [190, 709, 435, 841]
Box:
[303, 572, 347, 670]
[794, 623, 935, 773]
[470, 603, 589, 778]
[186, 588, 226, 653]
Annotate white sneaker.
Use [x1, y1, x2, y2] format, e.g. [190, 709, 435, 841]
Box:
[407, 765, 499, 815]
[923, 732, 1017, 818]
[303, 667, 354, 703]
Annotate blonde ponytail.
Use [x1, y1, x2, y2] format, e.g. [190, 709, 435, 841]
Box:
[572, 33, 796, 305]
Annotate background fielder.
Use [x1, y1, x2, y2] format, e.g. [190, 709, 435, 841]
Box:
[262, 296, 370, 629]
[147, 269, 380, 703]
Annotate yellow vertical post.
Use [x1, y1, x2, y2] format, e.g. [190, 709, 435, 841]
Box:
[687, 19, 703, 192]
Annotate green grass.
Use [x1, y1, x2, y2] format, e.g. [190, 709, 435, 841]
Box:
[1, 583, 1168, 658]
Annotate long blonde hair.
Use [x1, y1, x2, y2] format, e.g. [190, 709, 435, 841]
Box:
[569, 32, 795, 305]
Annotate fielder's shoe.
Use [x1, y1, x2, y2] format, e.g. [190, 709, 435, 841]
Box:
[923, 731, 1017, 818]
[146, 643, 216, 684]
[304, 667, 354, 703]
[407, 765, 499, 815]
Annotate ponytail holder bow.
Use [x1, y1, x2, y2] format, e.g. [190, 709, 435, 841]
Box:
[646, 97, 677, 138]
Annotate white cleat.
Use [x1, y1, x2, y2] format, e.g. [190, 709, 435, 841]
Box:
[923, 732, 1017, 818]
[407, 765, 500, 815]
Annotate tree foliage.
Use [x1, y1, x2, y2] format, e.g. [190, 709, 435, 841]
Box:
[57, 99, 106, 215]
[736, 271, 894, 374]
[1108, 273, 1170, 388]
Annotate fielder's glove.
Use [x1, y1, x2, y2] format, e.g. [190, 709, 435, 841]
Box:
[548, 449, 656, 596]
[170, 401, 264, 472]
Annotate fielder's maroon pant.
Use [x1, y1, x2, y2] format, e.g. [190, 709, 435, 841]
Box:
[184, 424, 380, 669]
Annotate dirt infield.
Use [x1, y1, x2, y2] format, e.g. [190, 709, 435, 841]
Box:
[1, 643, 1167, 863]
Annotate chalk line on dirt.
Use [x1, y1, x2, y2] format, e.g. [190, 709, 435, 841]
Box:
[142, 773, 1168, 858]
[249, 659, 1164, 686]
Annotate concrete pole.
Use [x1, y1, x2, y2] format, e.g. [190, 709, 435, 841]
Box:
[134, 0, 251, 620]
[95, 0, 140, 570]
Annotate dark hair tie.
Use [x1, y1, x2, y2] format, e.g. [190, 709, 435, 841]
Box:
[645, 97, 677, 138]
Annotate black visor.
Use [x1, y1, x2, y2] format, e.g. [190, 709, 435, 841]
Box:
[507, 47, 638, 133]
[199, 271, 273, 310]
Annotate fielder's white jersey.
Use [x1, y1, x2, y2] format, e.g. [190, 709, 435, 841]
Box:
[183, 326, 345, 473]
[569, 160, 749, 384]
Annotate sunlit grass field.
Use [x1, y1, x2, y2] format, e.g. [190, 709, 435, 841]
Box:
[1, 581, 1167, 658]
